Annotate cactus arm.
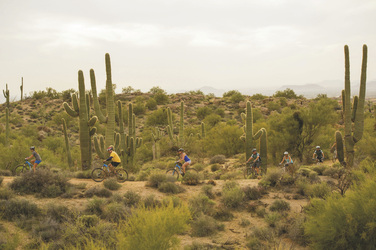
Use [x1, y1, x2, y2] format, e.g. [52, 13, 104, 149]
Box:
[353, 44, 367, 142]
[64, 102, 79, 117]
[88, 116, 98, 127]
[72, 93, 79, 113]
[351, 96, 358, 122]
[335, 131, 345, 164]
[115, 133, 120, 151]
[344, 45, 352, 140]
[253, 129, 263, 140]
[94, 136, 105, 159]
[62, 118, 73, 168]
[90, 127, 97, 136]
[90, 69, 107, 123]
[259, 128, 267, 174]
[341, 90, 345, 112]
[245, 101, 253, 160]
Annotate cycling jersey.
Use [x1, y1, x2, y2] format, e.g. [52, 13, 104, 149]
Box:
[106, 151, 121, 163]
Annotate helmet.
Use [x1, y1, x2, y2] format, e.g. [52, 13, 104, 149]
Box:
[284, 151, 288, 155]
[252, 148, 257, 152]
[107, 146, 114, 152]
[30, 146, 35, 150]
[178, 148, 184, 152]
[316, 146, 320, 149]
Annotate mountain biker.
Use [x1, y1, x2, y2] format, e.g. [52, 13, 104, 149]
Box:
[104, 146, 121, 172]
[331, 142, 337, 161]
[25, 146, 42, 172]
[313, 146, 324, 163]
[279, 151, 293, 172]
[177, 148, 191, 176]
[246, 148, 261, 175]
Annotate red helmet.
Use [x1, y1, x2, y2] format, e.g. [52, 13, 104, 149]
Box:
[107, 146, 114, 151]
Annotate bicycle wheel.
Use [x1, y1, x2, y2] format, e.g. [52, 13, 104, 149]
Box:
[116, 169, 128, 183]
[166, 168, 179, 180]
[186, 168, 198, 174]
[244, 167, 255, 179]
[332, 154, 336, 163]
[14, 164, 27, 176]
[91, 168, 106, 182]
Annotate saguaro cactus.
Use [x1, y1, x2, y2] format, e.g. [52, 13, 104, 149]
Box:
[62, 118, 73, 168]
[241, 102, 267, 169]
[20, 77, 24, 101]
[64, 70, 98, 170]
[198, 122, 206, 139]
[335, 45, 367, 167]
[167, 101, 190, 147]
[126, 103, 142, 168]
[3, 84, 9, 108]
[152, 127, 162, 160]
[5, 107, 9, 146]
[91, 53, 116, 158]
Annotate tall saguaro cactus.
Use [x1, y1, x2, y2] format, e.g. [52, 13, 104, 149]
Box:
[3, 84, 10, 146]
[152, 127, 162, 160]
[167, 101, 189, 147]
[62, 118, 73, 168]
[20, 77, 24, 101]
[3, 84, 9, 108]
[91, 53, 116, 158]
[198, 122, 206, 139]
[64, 70, 98, 170]
[241, 101, 268, 171]
[336, 45, 367, 167]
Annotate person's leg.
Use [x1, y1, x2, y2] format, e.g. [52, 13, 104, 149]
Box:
[182, 162, 189, 173]
[30, 159, 36, 172]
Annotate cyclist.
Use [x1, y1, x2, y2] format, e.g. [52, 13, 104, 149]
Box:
[279, 151, 293, 172]
[313, 146, 324, 163]
[25, 146, 42, 172]
[331, 142, 337, 162]
[103, 146, 121, 173]
[246, 148, 261, 176]
[177, 148, 191, 176]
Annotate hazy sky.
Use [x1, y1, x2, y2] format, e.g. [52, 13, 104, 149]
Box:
[0, 0, 375, 98]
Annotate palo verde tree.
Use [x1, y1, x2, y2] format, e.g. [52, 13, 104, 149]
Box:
[91, 53, 116, 158]
[336, 45, 368, 167]
[64, 71, 98, 170]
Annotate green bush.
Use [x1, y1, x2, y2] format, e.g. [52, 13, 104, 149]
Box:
[265, 212, 281, 227]
[221, 183, 245, 208]
[154, 92, 169, 105]
[201, 185, 215, 199]
[239, 218, 251, 227]
[182, 171, 200, 185]
[146, 108, 168, 126]
[142, 195, 161, 209]
[210, 164, 220, 172]
[32, 217, 61, 242]
[117, 201, 190, 249]
[147, 172, 168, 188]
[191, 214, 224, 237]
[269, 199, 291, 212]
[0, 176, 3, 186]
[0, 187, 14, 200]
[243, 186, 263, 200]
[84, 186, 112, 198]
[304, 176, 376, 249]
[75, 170, 92, 179]
[312, 165, 328, 175]
[102, 202, 130, 223]
[307, 182, 331, 199]
[188, 194, 215, 218]
[209, 154, 226, 164]
[85, 197, 106, 216]
[212, 206, 234, 221]
[46, 203, 74, 223]
[145, 98, 158, 110]
[158, 182, 185, 194]
[197, 106, 212, 120]
[259, 169, 282, 188]
[279, 173, 295, 186]
[0, 198, 39, 221]
[9, 169, 70, 198]
[103, 178, 122, 190]
[0, 169, 12, 176]
[124, 190, 141, 207]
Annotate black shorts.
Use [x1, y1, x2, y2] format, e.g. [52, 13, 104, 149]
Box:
[112, 162, 120, 167]
[251, 161, 261, 168]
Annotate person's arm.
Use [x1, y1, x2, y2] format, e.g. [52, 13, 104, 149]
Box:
[322, 151, 325, 158]
[280, 156, 285, 164]
[246, 156, 252, 163]
[105, 156, 113, 162]
[254, 155, 260, 162]
[25, 154, 33, 160]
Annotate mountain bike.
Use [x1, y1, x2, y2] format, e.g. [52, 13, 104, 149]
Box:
[91, 164, 128, 183]
[166, 162, 198, 180]
[13, 160, 33, 175]
[312, 157, 324, 165]
[244, 162, 261, 179]
[332, 150, 337, 163]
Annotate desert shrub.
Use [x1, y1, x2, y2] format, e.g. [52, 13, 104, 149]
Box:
[145, 97, 157, 110]
[9, 169, 70, 198]
[117, 201, 190, 249]
[102, 202, 130, 223]
[239, 218, 251, 227]
[84, 186, 112, 198]
[259, 169, 282, 188]
[123, 190, 141, 207]
[212, 206, 234, 221]
[252, 226, 276, 241]
[297, 167, 313, 177]
[184, 241, 218, 250]
[273, 88, 299, 99]
[304, 176, 376, 249]
[154, 92, 169, 105]
[0, 176, 3, 186]
[210, 164, 220, 173]
[191, 214, 224, 237]
[243, 186, 262, 200]
[133, 101, 146, 115]
[201, 185, 215, 199]
[136, 170, 150, 181]
[85, 197, 106, 216]
[182, 171, 200, 185]
[296, 178, 309, 196]
[209, 155, 226, 164]
[323, 167, 339, 177]
[279, 173, 295, 186]
[188, 194, 215, 218]
[307, 182, 331, 199]
[312, 165, 328, 175]
[0, 169, 12, 176]
[221, 183, 245, 208]
[146, 108, 168, 126]
[289, 215, 308, 246]
[192, 163, 205, 172]
[265, 212, 281, 227]
[78, 214, 100, 228]
[0, 187, 14, 200]
[32, 217, 61, 242]
[158, 182, 185, 194]
[75, 170, 92, 179]
[219, 171, 239, 180]
[0, 198, 39, 221]
[103, 178, 121, 190]
[197, 106, 212, 120]
[46, 203, 74, 223]
[269, 199, 291, 212]
[142, 195, 161, 208]
[256, 207, 267, 218]
[147, 172, 168, 188]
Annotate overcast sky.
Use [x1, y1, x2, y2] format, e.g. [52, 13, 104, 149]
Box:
[0, 0, 375, 98]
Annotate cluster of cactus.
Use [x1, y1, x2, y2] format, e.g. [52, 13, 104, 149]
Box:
[115, 102, 142, 169]
[152, 127, 162, 160]
[64, 71, 98, 170]
[62, 118, 73, 168]
[167, 101, 191, 147]
[198, 122, 206, 139]
[336, 45, 368, 167]
[241, 101, 268, 173]
[91, 53, 116, 158]
[20, 77, 24, 101]
[3, 84, 10, 145]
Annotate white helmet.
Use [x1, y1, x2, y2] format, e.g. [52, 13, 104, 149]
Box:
[316, 146, 320, 149]
[284, 151, 288, 155]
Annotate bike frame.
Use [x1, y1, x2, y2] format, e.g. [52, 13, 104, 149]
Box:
[25, 160, 32, 170]
[173, 163, 183, 174]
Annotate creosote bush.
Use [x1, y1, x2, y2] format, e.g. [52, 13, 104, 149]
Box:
[0, 198, 39, 221]
[124, 190, 141, 207]
[158, 182, 185, 194]
[147, 172, 168, 188]
[259, 169, 282, 188]
[103, 178, 121, 190]
[307, 182, 331, 199]
[84, 186, 113, 198]
[189, 194, 215, 218]
[182, 171, 200, 185]
[209, 155, 226, 164]
[243, 186, 263, 200]
[269, 199, 291, 212]
[191, 214, 224, 237]
[221, 181, 245, 208]
[201, 184, 215, 199]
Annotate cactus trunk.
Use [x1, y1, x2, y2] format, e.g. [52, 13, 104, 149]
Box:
[259, 128, 267, 174]
[335, 131, 345, 164]
[20, 77, 24, 101]
[5, 107, 9, 146]
[62, 118, 73, 168]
